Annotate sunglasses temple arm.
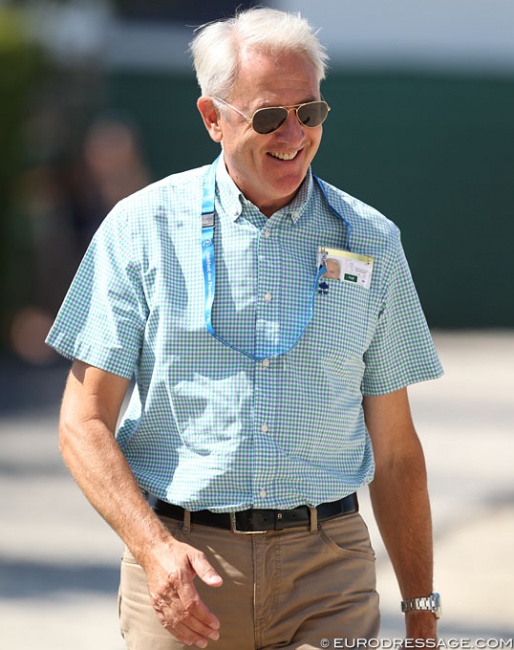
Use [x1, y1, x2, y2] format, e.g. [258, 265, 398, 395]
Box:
[213, 97, 252, 124]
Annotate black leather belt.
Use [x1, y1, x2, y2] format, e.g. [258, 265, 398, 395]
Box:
[147, 493, 358, 534]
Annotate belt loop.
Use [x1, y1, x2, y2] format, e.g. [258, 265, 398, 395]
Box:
[309, 506, 318, 532]
[182, 509, 191, 534]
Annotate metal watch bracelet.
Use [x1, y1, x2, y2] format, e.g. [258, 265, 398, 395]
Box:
[401, 592, 442, 619]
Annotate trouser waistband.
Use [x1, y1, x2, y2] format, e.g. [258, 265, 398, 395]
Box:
[147, 493, 358, 533]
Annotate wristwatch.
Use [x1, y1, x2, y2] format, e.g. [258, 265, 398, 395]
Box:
[401, 592, 442, 619]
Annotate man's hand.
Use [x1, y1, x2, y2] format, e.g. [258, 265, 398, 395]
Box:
[143, 538, 223, 648]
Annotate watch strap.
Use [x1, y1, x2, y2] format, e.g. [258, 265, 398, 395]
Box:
[401, 592, 442, 619]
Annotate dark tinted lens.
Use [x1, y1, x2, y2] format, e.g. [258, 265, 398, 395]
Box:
[297, 101, 329, 128]
[252, 107, 288, 134]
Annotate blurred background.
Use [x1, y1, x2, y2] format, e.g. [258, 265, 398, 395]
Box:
[1, 0, 514, 366]
[0, 0, 513, 647]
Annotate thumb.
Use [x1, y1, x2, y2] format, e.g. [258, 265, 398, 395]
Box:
[191, 553, 223, 588]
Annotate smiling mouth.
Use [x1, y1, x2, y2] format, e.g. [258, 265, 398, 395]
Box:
[269, 151, 300, 161]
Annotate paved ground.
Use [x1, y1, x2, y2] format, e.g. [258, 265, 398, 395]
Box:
[1, 331, 513, 648]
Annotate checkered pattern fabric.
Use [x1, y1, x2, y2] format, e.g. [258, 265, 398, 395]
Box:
[46, 158, 442, 511]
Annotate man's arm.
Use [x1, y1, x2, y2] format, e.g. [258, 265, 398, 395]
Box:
[363, 387, 437, 640]
[59, 360, 222, 648]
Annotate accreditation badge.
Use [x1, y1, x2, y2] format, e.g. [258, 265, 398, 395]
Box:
[317, 246, 374, 290]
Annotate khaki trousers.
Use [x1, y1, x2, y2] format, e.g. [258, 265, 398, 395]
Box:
[118, 512, 380, 650]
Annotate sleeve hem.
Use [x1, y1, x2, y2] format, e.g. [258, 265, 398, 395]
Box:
[46, 337, 135, 380]
[361, 365, 444, 397]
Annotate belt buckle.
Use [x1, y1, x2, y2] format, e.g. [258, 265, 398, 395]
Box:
[230, 512, 268, 535]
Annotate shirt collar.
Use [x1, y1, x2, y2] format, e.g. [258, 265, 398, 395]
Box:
[214, 153, 314, 224]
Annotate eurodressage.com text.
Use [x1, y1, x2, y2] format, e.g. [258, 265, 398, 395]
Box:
[320, 639, 514, 649]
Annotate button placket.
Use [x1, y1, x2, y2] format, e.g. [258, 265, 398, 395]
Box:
[253, 221, 280, 506]
[256, 219, 280, 359]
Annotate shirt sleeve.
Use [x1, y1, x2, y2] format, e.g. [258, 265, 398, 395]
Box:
[361, 228, 443, 395]
[45, 203, 147, 379]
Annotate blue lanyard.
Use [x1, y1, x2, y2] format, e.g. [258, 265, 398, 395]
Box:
[201, 156, 352, 361]
[200, 161, 218, 344]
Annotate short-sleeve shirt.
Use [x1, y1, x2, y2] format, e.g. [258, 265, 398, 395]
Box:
[46, 158, 443, 512]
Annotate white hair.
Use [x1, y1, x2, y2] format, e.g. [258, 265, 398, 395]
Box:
[190, 7, 329, 100]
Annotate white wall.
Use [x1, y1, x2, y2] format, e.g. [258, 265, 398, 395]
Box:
[276, 0, 514, 75]
[29, 0, 514, 76]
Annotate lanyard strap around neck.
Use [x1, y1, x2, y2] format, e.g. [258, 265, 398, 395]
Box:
[200, 156, 352, 361]
[201, 157, 219, 341]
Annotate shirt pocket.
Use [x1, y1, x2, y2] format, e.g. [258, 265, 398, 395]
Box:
[304, 279, 372, 361]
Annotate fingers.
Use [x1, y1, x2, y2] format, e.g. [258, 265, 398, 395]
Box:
[148, 543, 223, 647]
[153, 595, 220, 648]
[152, 578, 220, 647]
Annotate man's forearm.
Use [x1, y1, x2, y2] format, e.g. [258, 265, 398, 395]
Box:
[59, 411, 170, 563]
[369, 441, 437, 637]
[369, 440, 433, 598]
[59, 361, 170, 565]
[363, 389, 438, 639]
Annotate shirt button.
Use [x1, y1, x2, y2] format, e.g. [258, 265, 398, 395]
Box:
[264, 292, 272, 302]
[263, 229, 271, 238]
[291, 210, 300, 219]
[262, 359, 270, 368]
[261, 424, 269, 433]
[259, 489, 267, 498]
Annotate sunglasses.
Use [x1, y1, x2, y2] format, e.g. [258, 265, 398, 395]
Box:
[213, 97, 331, 135]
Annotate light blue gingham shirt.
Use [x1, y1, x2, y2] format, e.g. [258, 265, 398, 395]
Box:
[46, 157, 443, 512]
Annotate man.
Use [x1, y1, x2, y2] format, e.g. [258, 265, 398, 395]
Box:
[323, 257, 342, 280]
[46, 7, 443, 650]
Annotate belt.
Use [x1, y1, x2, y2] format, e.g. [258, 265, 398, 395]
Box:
[147, 493, 358, 534]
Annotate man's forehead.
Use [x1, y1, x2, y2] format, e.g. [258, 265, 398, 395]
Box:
[231, 49, 320, 107]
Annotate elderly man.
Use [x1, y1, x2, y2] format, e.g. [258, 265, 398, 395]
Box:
[47, 7, 443, 650]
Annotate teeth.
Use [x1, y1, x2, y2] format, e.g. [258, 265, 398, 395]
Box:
[270, 151, 298, 161]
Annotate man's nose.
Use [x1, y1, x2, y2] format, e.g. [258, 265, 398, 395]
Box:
[276, 108, 305, 140]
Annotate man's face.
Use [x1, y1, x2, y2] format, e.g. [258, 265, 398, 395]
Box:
[324, 258, 341, 280]
[202, 49, 323, 217]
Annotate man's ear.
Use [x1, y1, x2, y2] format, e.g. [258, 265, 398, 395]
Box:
[197, 97, 223, 143]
